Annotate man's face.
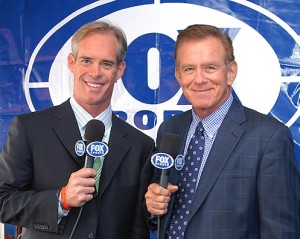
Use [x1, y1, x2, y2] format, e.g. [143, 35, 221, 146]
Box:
[68, 32, 125, 116]
[175, 37, 237, 119]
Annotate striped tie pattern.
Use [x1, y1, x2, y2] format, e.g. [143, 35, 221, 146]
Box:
[93, 157, 102, 192]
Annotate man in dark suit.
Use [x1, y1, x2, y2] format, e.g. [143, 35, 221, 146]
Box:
[145, 24, 300, 238]
[0, 21, 155, 239]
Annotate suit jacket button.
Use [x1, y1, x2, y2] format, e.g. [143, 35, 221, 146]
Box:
[88, 232, 94, 238]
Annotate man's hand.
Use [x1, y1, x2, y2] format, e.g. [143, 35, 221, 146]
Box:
[64, 168, 96, 208]
[145, 183, 178, 216]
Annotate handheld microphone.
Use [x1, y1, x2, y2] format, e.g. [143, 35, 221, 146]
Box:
[151, 133, 180, 188]
[84, 119, 105, 168]
[151, 133, 180, 239]
[70, 119, 107, 239]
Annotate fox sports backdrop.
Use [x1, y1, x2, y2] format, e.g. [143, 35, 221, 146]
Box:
[0, 0, 299, 238]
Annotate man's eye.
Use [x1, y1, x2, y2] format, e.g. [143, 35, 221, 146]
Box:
[81, 59, 91, 64]
[204, 65, 218, 73]
[101, 62, 114, 70]
[183, 67, 194, 73]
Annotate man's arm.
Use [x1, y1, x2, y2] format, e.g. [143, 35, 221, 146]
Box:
[258, 124, 300, 238]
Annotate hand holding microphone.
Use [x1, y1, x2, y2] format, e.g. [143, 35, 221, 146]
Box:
[147, 134, 181, 212]
[83, 119, 109, 196]
[66, 120, 108, 207]
[147, 133, 183, 239]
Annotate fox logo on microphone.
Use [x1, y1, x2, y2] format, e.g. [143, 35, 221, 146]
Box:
[151, 153, 174, 170]
[86, 142, 109, 157]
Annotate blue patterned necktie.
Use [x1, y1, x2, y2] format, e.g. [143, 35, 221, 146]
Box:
[168, 122, 205, 239]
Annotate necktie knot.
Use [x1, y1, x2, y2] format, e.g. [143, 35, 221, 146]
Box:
[195, 122, 204, 135]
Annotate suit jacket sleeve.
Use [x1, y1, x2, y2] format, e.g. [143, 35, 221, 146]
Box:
[0, 115, 60, 233]
[257, 123, 300, 238]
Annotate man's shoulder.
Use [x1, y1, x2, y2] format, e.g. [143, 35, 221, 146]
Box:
[15, 100, 71, 122]
[229, 98, 283, 127]
[162, 110, 192, 126]
[243, 106, 283, 126]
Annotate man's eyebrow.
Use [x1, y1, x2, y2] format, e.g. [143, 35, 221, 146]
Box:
[102, 59, 116, 64]
[78, 56, 92, 60]
[78, 56, 116, 64]
[181, 64, 195, 68]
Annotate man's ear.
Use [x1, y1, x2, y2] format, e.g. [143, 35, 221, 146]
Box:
[67, 53, 75, 73]
[175, 66, 181, 84]
[116, 61, 126, 81]
[227, 61, 238, 86]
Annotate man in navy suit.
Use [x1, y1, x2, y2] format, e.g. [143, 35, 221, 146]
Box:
[0, 21, 155, 239]
[145, 24, 300, 238]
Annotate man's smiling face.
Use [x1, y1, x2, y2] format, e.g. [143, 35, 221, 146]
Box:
[68, 32, 125, 117]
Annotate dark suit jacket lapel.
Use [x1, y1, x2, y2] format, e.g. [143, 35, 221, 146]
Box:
[51, 100, 84, 167]
[98, 115, 130, 197]
[189, 99, 247, 218]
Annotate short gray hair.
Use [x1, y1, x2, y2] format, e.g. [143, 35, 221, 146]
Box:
[71, 21, 128, 65]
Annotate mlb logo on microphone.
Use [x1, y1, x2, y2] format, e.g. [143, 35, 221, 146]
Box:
[175, 155, 185, 171]
[86, 142, 109, 157]
[75, 140, 86, 157]
[151, 153, 174, 170]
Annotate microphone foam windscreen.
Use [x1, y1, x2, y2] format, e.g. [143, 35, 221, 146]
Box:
[84, 119, 105, 142]
[159, 133, 180, 159]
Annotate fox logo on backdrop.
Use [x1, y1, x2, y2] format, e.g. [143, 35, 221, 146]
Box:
[4, 2, 300, 163]
[21, 1, 299, 151]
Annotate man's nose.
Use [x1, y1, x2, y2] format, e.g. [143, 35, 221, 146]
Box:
[89, 64, 103, 78]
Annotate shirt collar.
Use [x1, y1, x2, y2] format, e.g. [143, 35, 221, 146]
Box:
[70, 97, 112, 141]
[192, 94, 233, 139]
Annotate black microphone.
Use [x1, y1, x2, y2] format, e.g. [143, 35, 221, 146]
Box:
[70, 119, 107, 239]
[151, 133, 180, 188]
[151, 133, 180, 239]
[84, 119, 105, 168]
[158, 133, 180, 188]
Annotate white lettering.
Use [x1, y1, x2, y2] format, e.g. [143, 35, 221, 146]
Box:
[155, 155, 170, 167]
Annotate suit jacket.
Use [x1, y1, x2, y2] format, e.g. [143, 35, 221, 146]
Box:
[154, 98, 300, 239]
[0, 100, 155, 239]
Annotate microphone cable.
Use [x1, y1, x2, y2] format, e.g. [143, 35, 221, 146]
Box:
[68, 206, 83, 239]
